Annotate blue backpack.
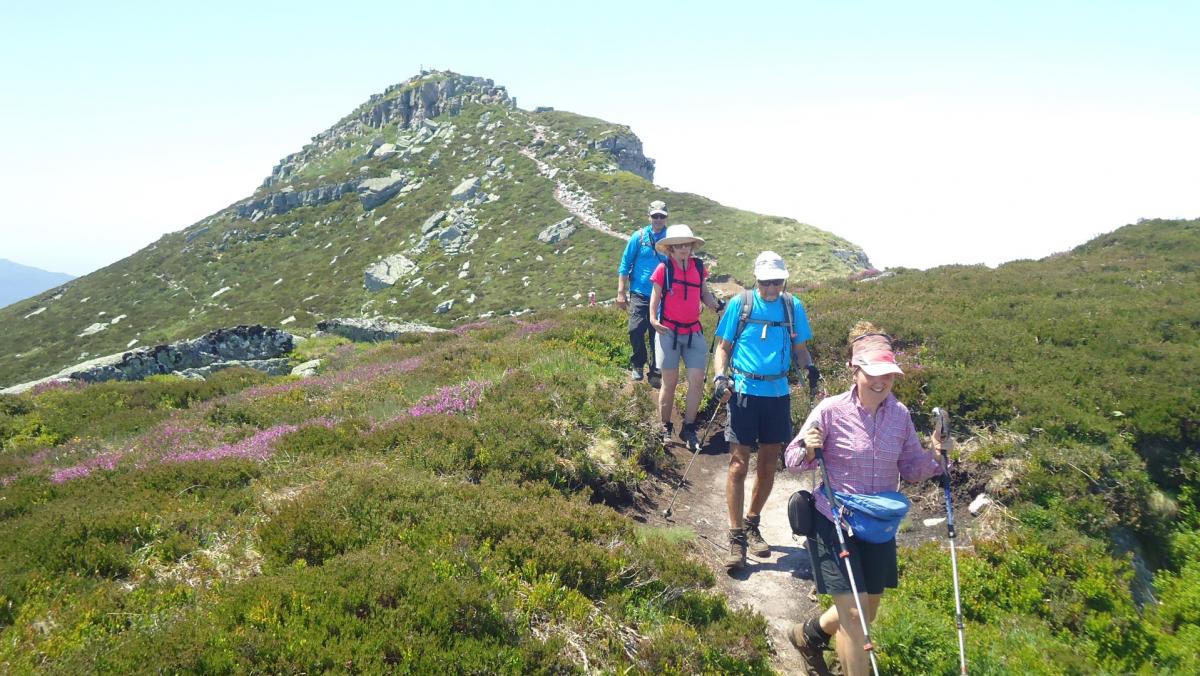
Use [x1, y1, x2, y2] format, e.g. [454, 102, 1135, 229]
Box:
[833, 490, 912, 543]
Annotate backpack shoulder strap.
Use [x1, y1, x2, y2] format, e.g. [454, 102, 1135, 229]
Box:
[781, 292, 796, 340]
[732, 289, 756, 349]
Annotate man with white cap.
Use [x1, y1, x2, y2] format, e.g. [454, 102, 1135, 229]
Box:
[617, 200, 670, 386]
[711, 251, 815, 571]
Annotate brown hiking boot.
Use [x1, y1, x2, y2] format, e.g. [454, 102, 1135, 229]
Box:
[789, 622, 833, 676]
[725, 528, 747, 571]
[744, 514, 770, 557]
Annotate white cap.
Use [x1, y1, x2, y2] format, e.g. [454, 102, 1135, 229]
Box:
[753, 251, 789, 281]
[648, 200, 668, 217]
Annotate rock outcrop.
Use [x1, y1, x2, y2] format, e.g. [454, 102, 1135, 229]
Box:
[1, 325, 295, 394]
[315, 317, 446, 342]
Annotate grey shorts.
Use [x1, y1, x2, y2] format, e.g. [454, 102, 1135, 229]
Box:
[655, 330, 709, 370]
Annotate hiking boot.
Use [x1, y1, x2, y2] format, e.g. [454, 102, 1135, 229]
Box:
[788, 622, 833, 676]
[647, 369, 662, 389]
[681, 421, 700, 451]
[725, 528, 747, 571]
[630, 367, 644, 382]
[661, 421, 674, 446]
[744, 514, 770, 557]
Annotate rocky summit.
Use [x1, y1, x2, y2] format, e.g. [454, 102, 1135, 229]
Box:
[0, 70, 871, 387]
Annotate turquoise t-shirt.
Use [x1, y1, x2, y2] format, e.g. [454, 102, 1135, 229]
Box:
[715, 291, 813, 397]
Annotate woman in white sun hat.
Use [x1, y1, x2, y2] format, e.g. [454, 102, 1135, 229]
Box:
[648, 224, 724, 449]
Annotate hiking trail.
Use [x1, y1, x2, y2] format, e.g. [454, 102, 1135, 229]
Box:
[520, 124, 628, 241]
[629, 390, 987, 675]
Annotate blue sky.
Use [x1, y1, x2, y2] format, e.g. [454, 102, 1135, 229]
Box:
[2, 1, 1197, 275]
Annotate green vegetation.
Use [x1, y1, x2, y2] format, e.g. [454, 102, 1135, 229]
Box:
[0, 309, 772, 673]
[0, 72, 867, 388]
[800, 218, 1199, 673]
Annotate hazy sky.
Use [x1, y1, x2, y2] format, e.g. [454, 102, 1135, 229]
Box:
[2, 1, 1197, 276]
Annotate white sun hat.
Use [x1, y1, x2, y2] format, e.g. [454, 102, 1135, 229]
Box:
[654, 224, 705, 253]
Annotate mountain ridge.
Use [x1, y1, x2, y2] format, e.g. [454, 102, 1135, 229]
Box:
[0, 258, 75, 310]
[0, 70, 870, 387]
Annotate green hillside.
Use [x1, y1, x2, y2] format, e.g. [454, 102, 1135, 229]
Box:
[1, 219, 1197, 672]
[0, 71, 868, 389]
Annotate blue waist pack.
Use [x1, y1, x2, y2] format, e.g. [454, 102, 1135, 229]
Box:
[833, 490, 912, 543]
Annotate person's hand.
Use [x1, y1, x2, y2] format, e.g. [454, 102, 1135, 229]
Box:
[802, 426, 823, 461]
[650, 320, 669, 335]
[616, 293, 628, 310]
[932, 426, 954, 454]
[712, 375, 732, 404]
[713, 298, 726, 313]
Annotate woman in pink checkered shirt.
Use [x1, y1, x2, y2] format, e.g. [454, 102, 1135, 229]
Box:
[782, 321, 951, 676]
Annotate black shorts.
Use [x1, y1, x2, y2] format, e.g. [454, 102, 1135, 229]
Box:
[627, 293, 652, 333]
[807, 510, 898, 595]
[725, 392, 792, 446]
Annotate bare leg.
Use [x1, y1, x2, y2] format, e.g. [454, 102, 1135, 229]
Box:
[746, 442, 781, 518]
[683, 366, 706, 423]
[726, 442, 752, 528]
[658, 367, 680, 424]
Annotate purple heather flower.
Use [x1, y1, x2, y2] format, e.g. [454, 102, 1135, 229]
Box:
[513, 320, 557, 338]
[161, 424, 299, 464]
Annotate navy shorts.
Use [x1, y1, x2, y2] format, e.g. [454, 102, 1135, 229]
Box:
[725, 392, 792, 446]
[807, 511, 899, 595]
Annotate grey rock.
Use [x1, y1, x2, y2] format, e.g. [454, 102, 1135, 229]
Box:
[590, 133, 655, 182]
[235, 181, 359, 219]
[358, 174, 408, 210]
[2, 325, 295, 393]
[363, 254, 418, 291]
[451, 176, 481, 201]
[421, 210, 447, 234]
[175, 358, 293, 379]
[434, 300, 454, 314]
[537, 217, 577, 244]
[315, 317, 445, 342]
[291, 359, 322, 377]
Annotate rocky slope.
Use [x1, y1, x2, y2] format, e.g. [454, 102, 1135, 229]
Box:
[0, 70, 870, 387]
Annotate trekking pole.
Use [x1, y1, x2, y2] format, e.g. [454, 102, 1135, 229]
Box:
[933, 407, 968, 675]
[811, 424, 881, 676]
[662, 398, 724, 519]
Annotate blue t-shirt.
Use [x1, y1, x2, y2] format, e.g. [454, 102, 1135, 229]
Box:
[618, 225, 667, 297]
[715, 291, 813, 397]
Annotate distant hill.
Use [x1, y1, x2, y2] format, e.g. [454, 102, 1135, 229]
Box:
[0, 70, 870, 388]
[0, 259, 74, 309]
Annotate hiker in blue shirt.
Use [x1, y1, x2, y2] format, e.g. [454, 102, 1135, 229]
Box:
[711, 251, 815, 571]
[617, 200, 669, 386]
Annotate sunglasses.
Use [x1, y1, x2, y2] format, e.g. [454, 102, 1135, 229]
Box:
[758, 279, 785, 287]
[650, 214, 667, 220]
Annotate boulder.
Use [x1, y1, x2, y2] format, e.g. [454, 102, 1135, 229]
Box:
[363, 254, 418, 291]
[537, 217, 576, 244]
[434, 300, 454, 314]
[421, 210, 447, 234]
[291, 359, 321, 377]
[451, 176, 481, 201]
[358, 174, 408, 210]
[2, 326, 296, 393]
[315, 317, 446, 342]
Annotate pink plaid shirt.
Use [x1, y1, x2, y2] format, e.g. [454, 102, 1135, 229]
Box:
[785, 387, 943, 523]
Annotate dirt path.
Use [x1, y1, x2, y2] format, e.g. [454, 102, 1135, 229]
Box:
[630, 401, 823, 675]
[519, 124, 627, 241]
[627, 388, 986, 675]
